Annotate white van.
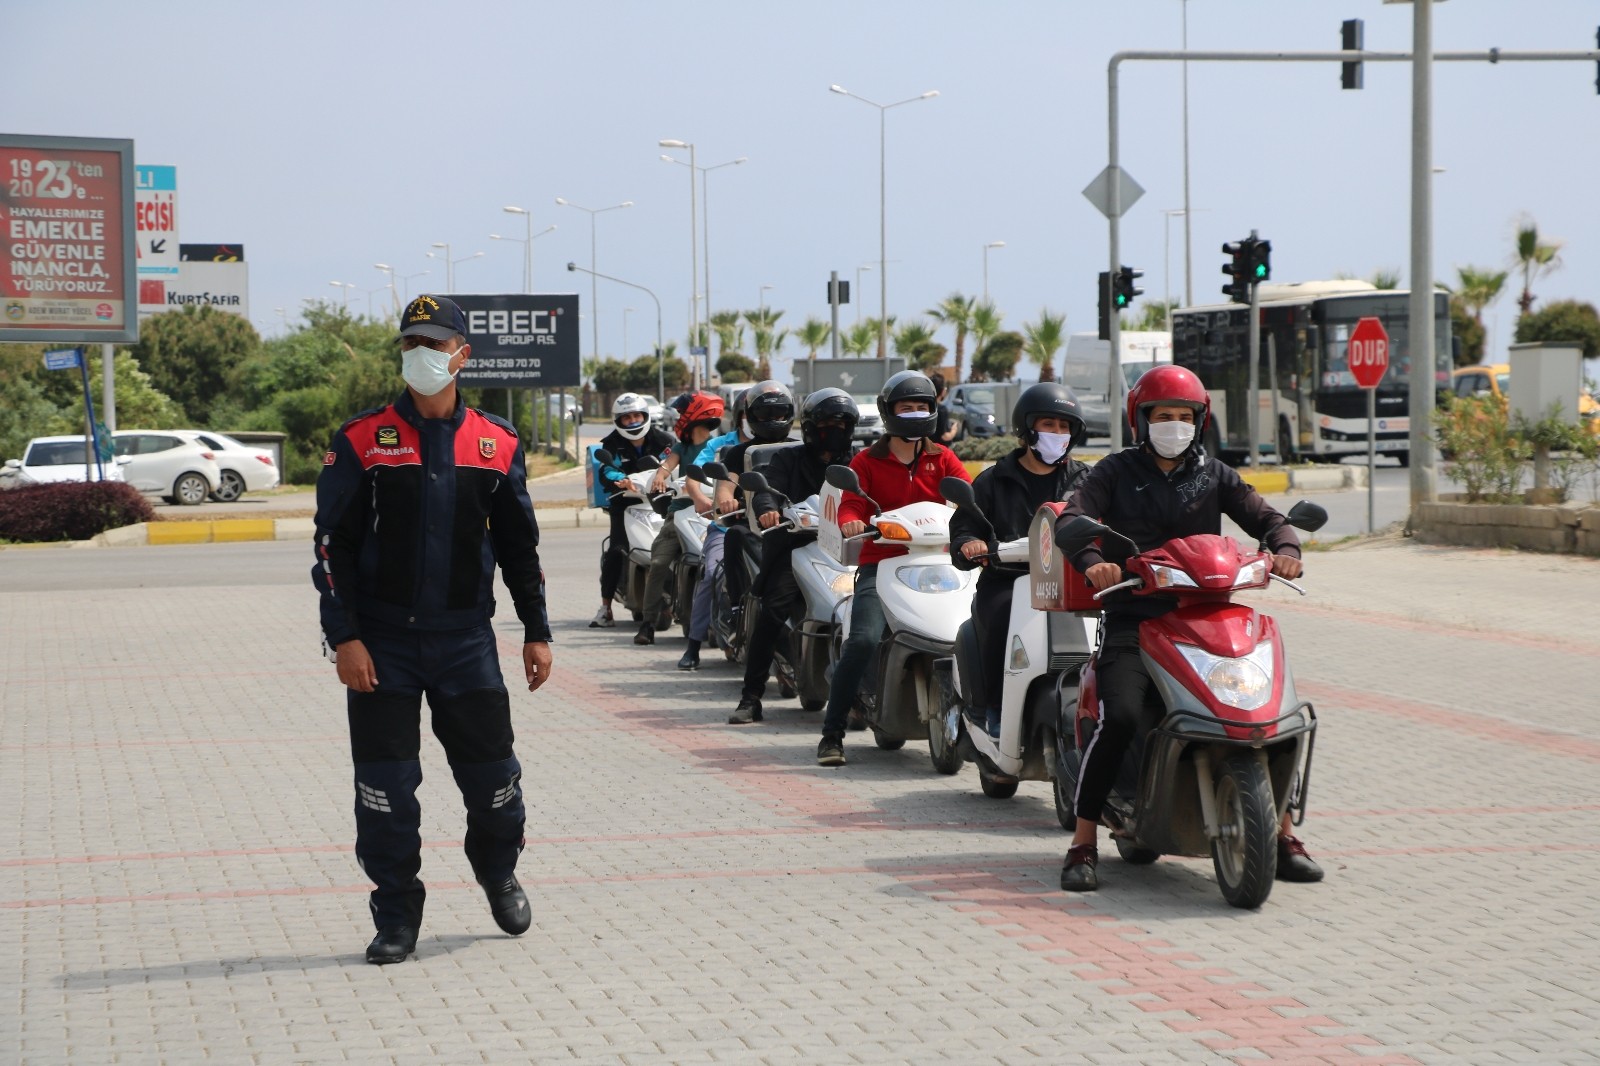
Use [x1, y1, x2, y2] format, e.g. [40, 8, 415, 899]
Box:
[1061, 331, 1173, 438]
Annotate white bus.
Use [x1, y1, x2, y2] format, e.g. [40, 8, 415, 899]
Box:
[1170, 281, 1453, 466]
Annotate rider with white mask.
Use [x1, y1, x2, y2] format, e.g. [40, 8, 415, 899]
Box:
[949, 382, 1090, 738]
[1052, 364, 1320, 893]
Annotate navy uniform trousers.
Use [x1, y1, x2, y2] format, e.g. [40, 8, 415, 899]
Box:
[347, 619, 524, 930]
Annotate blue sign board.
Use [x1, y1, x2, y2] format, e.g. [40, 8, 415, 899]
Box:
[43, 348, 82, 371]
[135, 165, 177, 191]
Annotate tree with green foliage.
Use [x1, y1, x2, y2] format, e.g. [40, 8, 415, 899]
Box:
[1023, 309, 1067, 383]
[130, 305, 261, 423]
[796, 316, 831, 362]
[744, 307, 785, 379]
[970, 331, 1024, 383]
[1446, 265, 1508, 364]
[893, 320, 944, 372]
[967, 302, 1004, 381]
[708, 309, 744, 361]
[1369, 269, 1402, 291]
[1120, 300, 1174, 333]
[841, 321, 876, 357]
[1511, 216, 1563, 315]
[592, 359, 627, 393]
[1513, 300, 1600, 358]
[624, 353, 689, 394]
[716, 353, 756, 382]
[928, 292, 976, 384]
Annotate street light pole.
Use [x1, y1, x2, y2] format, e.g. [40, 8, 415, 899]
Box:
[758, 284, 773, 315]
[982, 241, 1005, 302]
[660, 152, 747, 333]
[373, 263, 398, 314]
[555, 197, 634, 367]
[569, 262, 664, 404]
[329, 280, 356, 309]
[830, 84, 939, 360]
[855, 263, 872, 326]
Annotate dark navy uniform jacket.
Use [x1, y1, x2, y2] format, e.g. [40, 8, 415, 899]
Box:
[312, 390, 552, 648]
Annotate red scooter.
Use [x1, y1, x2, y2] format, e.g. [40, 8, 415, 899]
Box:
[1046, 500, 1327, 909]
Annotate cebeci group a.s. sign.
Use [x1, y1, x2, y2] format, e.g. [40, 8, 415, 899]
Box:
[447, 293, 579, 390]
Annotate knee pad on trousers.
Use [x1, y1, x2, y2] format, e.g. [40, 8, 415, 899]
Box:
[348, 689, 423, 763]
[453, 755, 526, 882]
[430, 687, 514, 764]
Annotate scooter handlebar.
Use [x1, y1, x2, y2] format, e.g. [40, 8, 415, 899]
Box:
[1092, 576, 1143, 601]
[1269, 573, 1308, 596]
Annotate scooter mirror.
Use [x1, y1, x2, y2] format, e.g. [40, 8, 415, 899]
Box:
[684, 464, 707, 483]
[738, 470, 772, 495]
[824, 465, 860, 494]
[1285, 500, 1329, 533]
[594, 448, 614, 465]
[702, 462, 730, 482]
[1055, 514, 1107, 556]
[941, 476, 977, 511]
[637, 455, 661, 471]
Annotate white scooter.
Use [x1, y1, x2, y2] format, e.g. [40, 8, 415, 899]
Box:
[669, 469, 714, 638]
[736, 468, 852, 712]
[594, 448, 671, 624]
[822, 464, 977, 755]
[933, 478, 1097, 797]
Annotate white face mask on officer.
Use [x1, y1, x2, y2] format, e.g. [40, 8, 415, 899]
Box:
[1147, 420, 1196, 459]
[402, 343, 458, 396]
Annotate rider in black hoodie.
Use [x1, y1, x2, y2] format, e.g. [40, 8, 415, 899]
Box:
[950, 383, 1090, 737]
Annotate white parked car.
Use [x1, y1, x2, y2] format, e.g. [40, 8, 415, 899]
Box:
[2, 435, 128, 488]
[637, 394, 670, 431]
[172, 430, 280, 502]
[850, 395, 883, 443]
[541, 393, 583, 426]
[111, 431, 223, 506]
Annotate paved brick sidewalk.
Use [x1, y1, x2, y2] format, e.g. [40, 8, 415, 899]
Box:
[2, 531, 1597, 1064]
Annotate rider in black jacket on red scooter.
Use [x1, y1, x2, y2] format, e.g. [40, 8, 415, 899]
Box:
[1054, 365, 1323, 892]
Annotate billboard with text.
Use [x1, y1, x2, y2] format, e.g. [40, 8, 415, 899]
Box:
[449, 292, 580, 389]
[0, 133, 138, 343]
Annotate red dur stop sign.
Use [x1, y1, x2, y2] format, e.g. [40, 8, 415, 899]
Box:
[1347, 316, 1390, 389]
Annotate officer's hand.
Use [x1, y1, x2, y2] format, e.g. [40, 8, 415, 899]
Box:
[1085, 562, 1123, 590]
[523, 641, 553, 693]
[758, 510, 782, 529]
[841, 520, 869, 537]
[1270, 554, 1303, 580]
[959, 539, 990, 565]
[336, 639, 378, 692]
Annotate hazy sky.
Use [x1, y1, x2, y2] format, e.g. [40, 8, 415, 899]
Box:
[7, 1, 1598, 380]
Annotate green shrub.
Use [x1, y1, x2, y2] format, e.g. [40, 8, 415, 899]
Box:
[1434, 394, 1528, 502]
[0, 481, 154, 542]
[952, 436, 1017, 461]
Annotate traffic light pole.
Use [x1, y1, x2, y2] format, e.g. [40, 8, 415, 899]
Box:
[1247, 269, 1261, 468]
[1104, 39, 1600, 502]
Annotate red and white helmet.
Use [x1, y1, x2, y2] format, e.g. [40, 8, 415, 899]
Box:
[1126, 364, 1210, 445]
[611, 392, 652, 441]
[674, 391, 726, 440]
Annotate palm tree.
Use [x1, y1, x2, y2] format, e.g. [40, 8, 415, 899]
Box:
[967, 301, 1004, 381]
[1022, 309, 1067, 383]
[1455, 264, 1508, 335]
[745, 308, 786, 380]
[709, 309, 744, 359]
[1511, 216, 1564, 315]
[928, 292, 977, 384]
[892, 319, 935, 358]
[1368, 269, 1402, 291]
[796, 316, 831, 362]
[842, 321, 876, 357]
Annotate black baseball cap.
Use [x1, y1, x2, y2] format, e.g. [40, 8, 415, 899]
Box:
[398, 295, 468, 341]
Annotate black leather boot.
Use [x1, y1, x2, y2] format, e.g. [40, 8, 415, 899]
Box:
[365, 926, 418, 964]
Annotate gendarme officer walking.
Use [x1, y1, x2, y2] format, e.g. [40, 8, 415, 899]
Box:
[313, 294, 554, 964]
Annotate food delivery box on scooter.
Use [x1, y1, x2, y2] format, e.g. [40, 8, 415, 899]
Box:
[586, 444, 609, 508]
[1028, 503, 1099, 614]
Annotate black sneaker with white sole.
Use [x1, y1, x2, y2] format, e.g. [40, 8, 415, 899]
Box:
[816, 736, 845, 766]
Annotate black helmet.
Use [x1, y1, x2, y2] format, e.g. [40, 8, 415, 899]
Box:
[876, 370, 939, 439]
[800, 387, 860, 451]
[1012, 382, 1087, 456]
[741, 380, 796, 443]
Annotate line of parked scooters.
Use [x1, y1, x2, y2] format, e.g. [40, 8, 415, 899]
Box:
[593, 443, 1330, 908]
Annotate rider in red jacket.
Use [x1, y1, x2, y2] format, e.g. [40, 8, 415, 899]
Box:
[817, 371, 970, 766]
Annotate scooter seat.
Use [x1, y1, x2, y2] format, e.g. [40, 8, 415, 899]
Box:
[953, 617, 989, 712]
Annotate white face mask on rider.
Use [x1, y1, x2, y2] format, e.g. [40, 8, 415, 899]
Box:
[401, 343, 458, 396]
[1147, 420, 1196, 459]
[1032, 430, 1074, 466]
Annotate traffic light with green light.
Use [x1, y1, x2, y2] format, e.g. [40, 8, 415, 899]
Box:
[1113, 266, 1143, 310]
[1248, 239, 1271, 284]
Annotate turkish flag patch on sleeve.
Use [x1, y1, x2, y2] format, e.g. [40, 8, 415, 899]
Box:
[324, 451, 337, 466]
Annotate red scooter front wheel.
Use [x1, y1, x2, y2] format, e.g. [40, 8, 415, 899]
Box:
[1211, 753, 1278, 909]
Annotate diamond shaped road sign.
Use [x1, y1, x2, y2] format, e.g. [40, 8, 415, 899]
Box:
[1082, 165, 1145, 220]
